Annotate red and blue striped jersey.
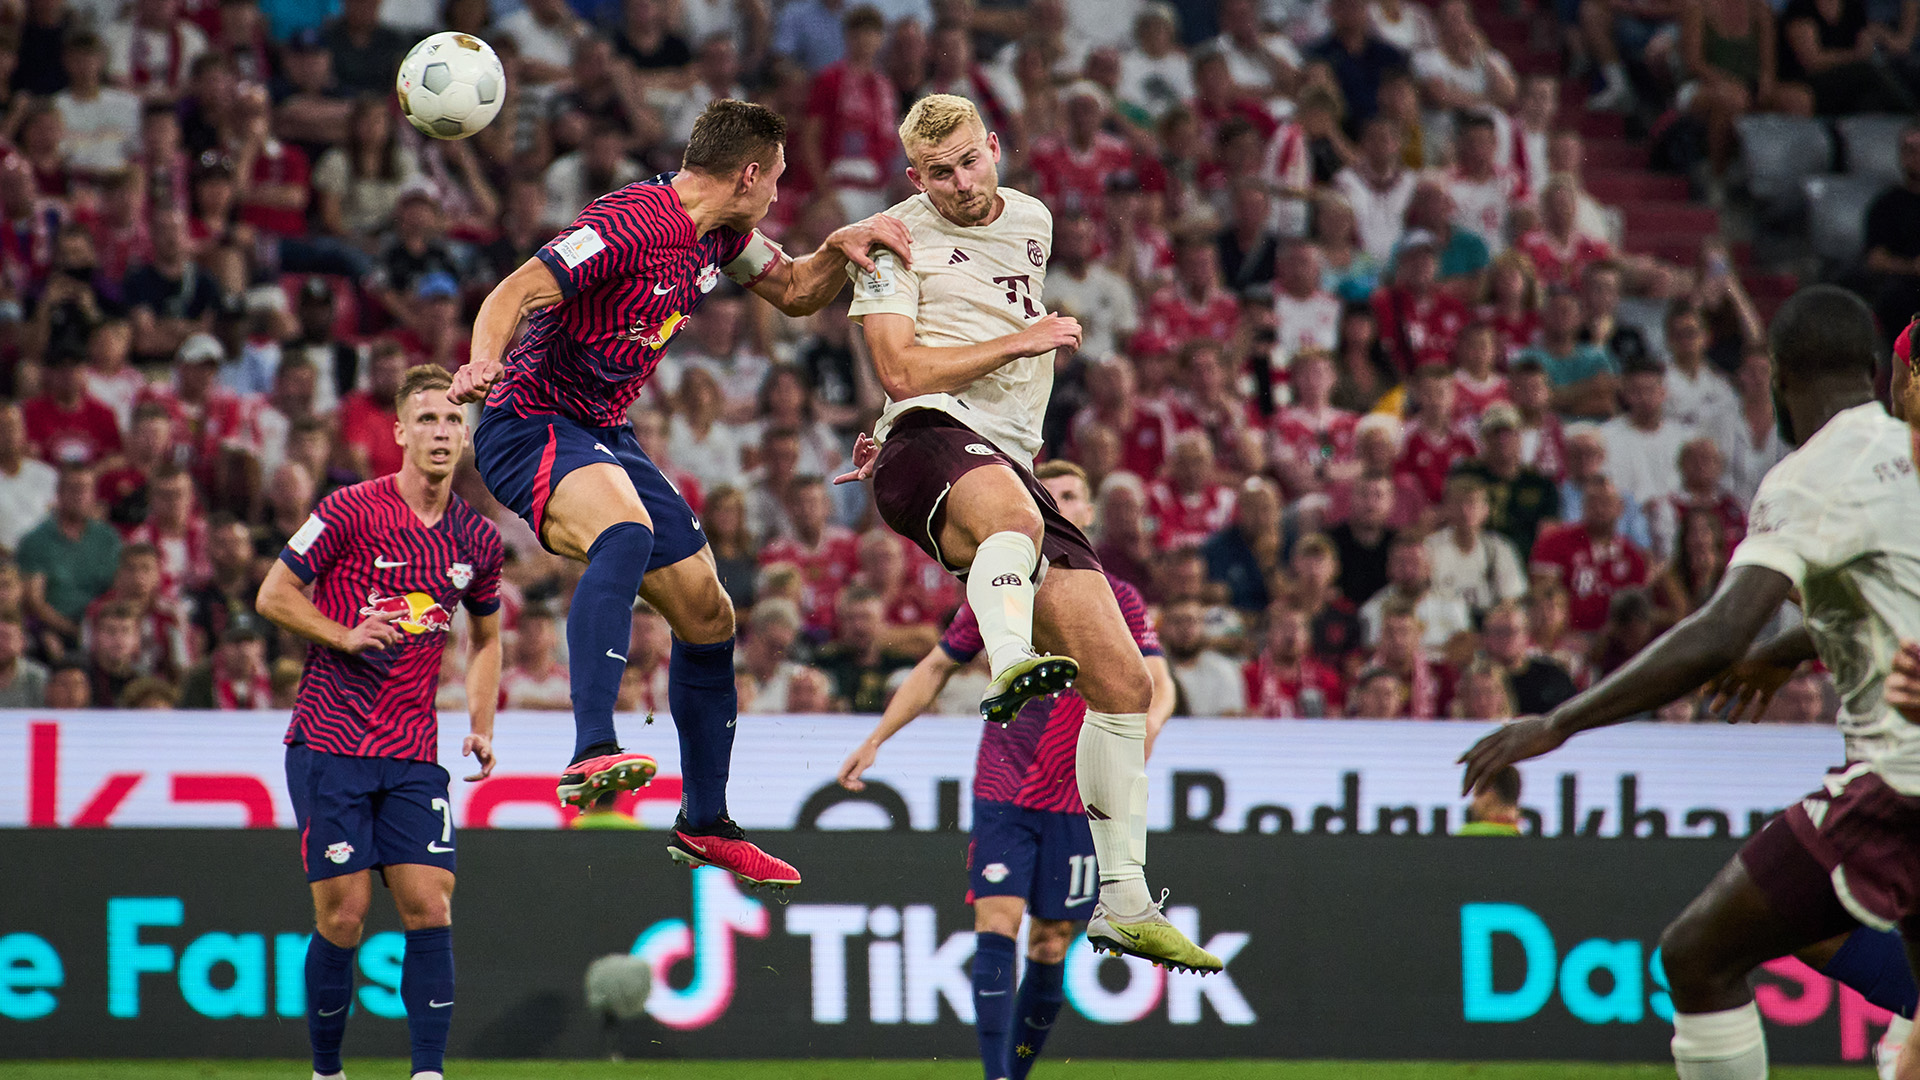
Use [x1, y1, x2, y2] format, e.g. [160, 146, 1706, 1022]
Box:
[488, 172, 784, 428]
[942, 575, 1162, 814]
[278, 476, 504, 763]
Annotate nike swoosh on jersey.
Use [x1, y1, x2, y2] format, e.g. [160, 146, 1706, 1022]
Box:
[428, 999, 454, 1008]
[374, 557, 408, 568]
[607, 649, 627, 662]
[652, 282, 675, 295]
[428, 842, 454, 852]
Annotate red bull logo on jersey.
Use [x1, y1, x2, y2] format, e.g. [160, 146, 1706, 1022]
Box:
[360, 591, 453, 635]
[616, 310, 688, 348]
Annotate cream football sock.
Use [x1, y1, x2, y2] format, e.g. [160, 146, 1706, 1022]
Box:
[1078, 709, 1153, 915]
[968, 531, 1041, 678]
[1672, 1003, 1768, 1080]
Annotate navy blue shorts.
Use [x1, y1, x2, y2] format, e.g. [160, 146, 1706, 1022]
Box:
[473, 406, 706, 569]
[286, 744, 457, 883]
[966, 799, 1099, 921]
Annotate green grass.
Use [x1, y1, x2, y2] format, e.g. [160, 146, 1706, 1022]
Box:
[0, 1063, 1880, 1080]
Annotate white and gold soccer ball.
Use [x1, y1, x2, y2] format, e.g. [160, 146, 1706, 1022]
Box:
[395, 32, 504, 140]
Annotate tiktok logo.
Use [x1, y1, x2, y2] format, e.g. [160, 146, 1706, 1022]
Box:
[630, 867, 768, 1029]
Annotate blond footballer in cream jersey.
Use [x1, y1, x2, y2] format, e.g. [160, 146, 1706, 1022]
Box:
[848, 186, 1057, 467]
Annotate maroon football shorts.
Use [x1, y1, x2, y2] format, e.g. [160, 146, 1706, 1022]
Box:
[1739, 762, 1920, 938]
[870, 409, 1102, 580]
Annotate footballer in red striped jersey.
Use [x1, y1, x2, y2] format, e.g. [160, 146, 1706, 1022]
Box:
[450, 99, 910, 890]
[256, 365, 503, 1080]
[837, 462, 1175, 1080]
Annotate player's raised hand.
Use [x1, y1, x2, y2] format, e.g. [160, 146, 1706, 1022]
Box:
[1016, 313, 1082, 357]
[1458, 715, 1566, 796]
[1888, 642, 1920, 722]
[449, 356, 503, 405]
[341, 608, 405, 654]
[837, 741, 879, 791]
[1704, 654, 1797, 723]
[832, 432, 879, 485]
[462, 733, 496, 781]
[828, 213, 913, 272]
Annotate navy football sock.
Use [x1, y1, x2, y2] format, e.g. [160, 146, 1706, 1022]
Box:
[569, 521, 653, 759]
[1008, 958, 1066, 1080]
[305, 934, 356, 1076]
[401, 926, 455, 1076]
[1822, 927, 1918, 1018]
[973, 932, 1017, 1080]
[668, 637, 737, 827]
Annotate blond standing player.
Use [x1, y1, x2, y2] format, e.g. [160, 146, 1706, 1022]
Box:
[833, 94, 1219, 974]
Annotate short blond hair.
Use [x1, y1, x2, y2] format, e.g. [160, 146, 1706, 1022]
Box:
[899, 93, 985, 164]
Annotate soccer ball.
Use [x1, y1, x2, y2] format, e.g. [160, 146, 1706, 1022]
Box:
[395, 32, 504, 140]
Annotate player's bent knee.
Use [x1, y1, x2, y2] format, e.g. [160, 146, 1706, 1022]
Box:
[1657, 917, 1737, 1000]
[1027, 920, 1076, 964]
[1080, 659, 1152, 715]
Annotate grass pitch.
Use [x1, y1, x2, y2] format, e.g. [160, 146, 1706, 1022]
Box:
[0, 1062, 1882, 1079]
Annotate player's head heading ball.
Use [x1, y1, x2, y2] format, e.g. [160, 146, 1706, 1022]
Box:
[392, 363, 465, 480]
[899, 93, 1000, 227]
[683, 98, 788, 224]
[1765, 284, 1877, 446]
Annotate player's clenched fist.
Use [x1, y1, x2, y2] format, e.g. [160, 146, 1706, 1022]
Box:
[1016, 313, 1081, 357]
[449, 356, 503, 404]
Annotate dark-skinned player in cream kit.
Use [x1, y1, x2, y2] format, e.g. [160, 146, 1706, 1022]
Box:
[257, 364, 505, 1080]
[832, 93, 1220, 975]
[449, 99, 911, 889]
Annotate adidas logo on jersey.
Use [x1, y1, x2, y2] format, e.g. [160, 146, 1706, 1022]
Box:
[949, 249, 970, 264]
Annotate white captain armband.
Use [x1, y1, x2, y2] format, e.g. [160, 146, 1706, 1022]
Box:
[722, 230, 787, 288]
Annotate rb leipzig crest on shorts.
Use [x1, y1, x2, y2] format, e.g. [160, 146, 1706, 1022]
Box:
[325, 841, 354, 864]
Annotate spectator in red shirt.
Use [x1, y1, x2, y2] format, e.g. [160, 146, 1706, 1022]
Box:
[96, 402, 183, 528]
[1646, 435, 1746, 562]
[848, 528, 947, 649]
[136, 333, 264, 483]
[82, 542, 186, 679]
[1479, 250, 1541, 364]
[1148, 431, 1238, 550]
[1139, 233, 1240, 352]
[336, 340, 406, 479]
[1362, 599, 1441, 716]
[1030, 80, 1137, 223]
[1395, 364, 1478, 504]
[760, 475, 860, 634]
[1450, 321, 1511, 428]
[126, 466, 210, 602]
[80, 170, 152, 289]
[1529, 473, 1650, 633]
[1270, 349, 1361, 499]
[800, 6, 897, 221]
[231, 83, 310, 239]
[1516, 175, 1612, 289]
[24, 354, 123, 467]
[1244, 598, 1346, 717]
[1069, 358, 1178, 481]
[1508, 358, 1568, 479]
[1372, 230, 1469, 373]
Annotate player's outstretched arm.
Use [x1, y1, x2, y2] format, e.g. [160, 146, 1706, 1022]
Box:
[450, 258, 566, 404]
[257, 560, 405, 654]
[838, 646, 961, 791]
[747, 213, 915, 317]
[1459, 564, 1793, 794]
[463, 610, 503, 781]
[861, 310, 1081, 399]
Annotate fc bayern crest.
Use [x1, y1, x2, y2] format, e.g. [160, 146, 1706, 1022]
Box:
[1027, 239, 1044, 266]
[448, 562, 473, 589]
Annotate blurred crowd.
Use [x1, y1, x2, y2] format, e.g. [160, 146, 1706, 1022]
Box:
[0, 0, 1852, 723]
